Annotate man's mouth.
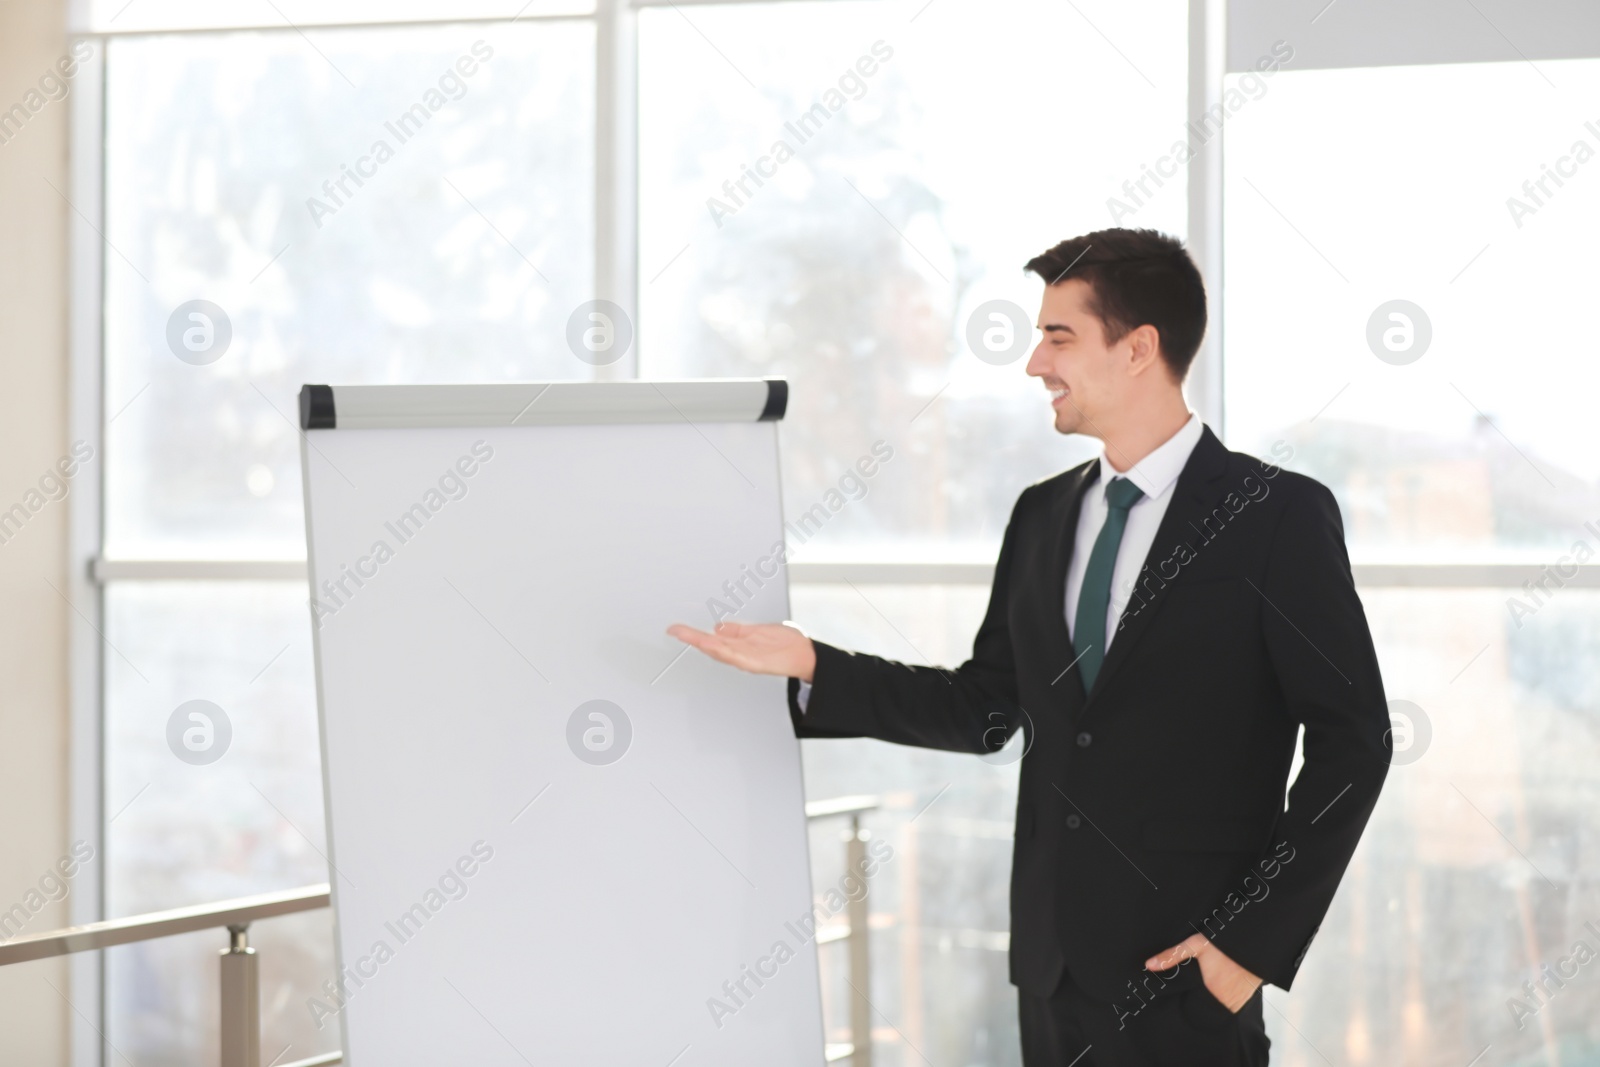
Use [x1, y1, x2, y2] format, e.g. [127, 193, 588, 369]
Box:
[1048, 385, 1070, 408]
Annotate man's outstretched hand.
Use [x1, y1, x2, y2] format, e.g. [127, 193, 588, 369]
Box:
[1145, 934, 1262, 1012]
[667, 621, 817, 683]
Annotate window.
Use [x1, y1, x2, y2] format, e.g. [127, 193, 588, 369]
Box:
[639, 0, 1188, 557]
[1223, 58, 1600, 1059]
[104, 23, 595, 560]
[640, 2, 1186, 1061]
[1223, 59, 1600, 557]
[89, 7, 1600, 1066]
[86, 1, 1197, 1064]
[100, 20, 595, 1063]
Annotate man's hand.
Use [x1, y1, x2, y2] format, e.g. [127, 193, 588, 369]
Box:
[1145, 934, 1262, 1012]
[667, 621, 817, 683]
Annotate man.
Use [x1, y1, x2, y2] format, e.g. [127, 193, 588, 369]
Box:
[669, 228, 1390, 1065]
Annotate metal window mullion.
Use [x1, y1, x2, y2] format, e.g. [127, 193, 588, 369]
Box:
[88, 558, 1600, 588]
[68, 34, 109, 1067]
[1185, 0, 1226, 436]
[595, 0, 639, 381]
[629, 0, 860, 6]
[75, 7, 595, 38]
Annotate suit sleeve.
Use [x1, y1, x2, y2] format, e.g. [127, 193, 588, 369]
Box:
[1208, 479, 1391, 990]
[785, 489, 1030, 756]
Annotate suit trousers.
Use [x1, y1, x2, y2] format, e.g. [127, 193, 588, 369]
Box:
[1018, 967, 1271, 1067]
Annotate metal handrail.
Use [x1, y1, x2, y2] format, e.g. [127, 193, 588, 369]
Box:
[804, 794, 879, 819]
[804, 796, 879, 1067]
[0, 884, 330, 967]
[0, 797, 880, 1065]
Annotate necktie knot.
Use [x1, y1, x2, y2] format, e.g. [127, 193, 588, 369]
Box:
[1104, 476, 1144, 512]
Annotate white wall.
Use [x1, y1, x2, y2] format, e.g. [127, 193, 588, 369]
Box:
[0, 0, 74, 1060]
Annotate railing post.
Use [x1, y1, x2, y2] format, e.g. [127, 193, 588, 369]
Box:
[846, 814, 872, 1067]
[220, 924, 260, 1067]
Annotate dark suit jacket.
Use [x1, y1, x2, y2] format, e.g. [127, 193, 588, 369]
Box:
[788, 425, 1390, 1005]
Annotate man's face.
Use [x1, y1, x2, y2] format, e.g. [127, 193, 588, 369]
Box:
[1025, 278, 1121, 437]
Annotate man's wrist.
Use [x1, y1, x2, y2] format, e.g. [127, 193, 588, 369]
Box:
[795, 635, 817, 684]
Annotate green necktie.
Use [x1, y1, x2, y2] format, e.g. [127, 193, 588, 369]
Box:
[1073, 476, 1145, 692]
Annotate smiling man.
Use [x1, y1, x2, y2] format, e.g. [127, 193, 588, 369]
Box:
[669, 227, 1391, 1066]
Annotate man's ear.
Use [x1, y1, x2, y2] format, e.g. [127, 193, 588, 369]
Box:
[1124, 324, 1164, 376]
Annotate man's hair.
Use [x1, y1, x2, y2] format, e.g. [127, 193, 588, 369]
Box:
[1023, 228, 1207, 381]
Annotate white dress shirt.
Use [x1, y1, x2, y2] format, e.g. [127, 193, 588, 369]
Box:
[1065, 412, 1203, 652]
[797, 413, 1203, 710]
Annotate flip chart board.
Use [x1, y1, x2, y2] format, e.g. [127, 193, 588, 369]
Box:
[298, 379, 823, 1065]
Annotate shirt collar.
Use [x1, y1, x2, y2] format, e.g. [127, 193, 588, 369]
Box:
[1095, 412, 1203, 502]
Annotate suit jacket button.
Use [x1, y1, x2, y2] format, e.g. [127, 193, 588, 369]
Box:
[1065, 814, 1081, 829]
[1076, 732, 1092, 747]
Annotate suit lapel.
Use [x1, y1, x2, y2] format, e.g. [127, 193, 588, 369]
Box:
[1082, 425, 1231, 708]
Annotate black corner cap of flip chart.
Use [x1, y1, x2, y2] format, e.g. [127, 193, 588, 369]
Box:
[760, 378, 788, 421]
[299, 384, 335, 430]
